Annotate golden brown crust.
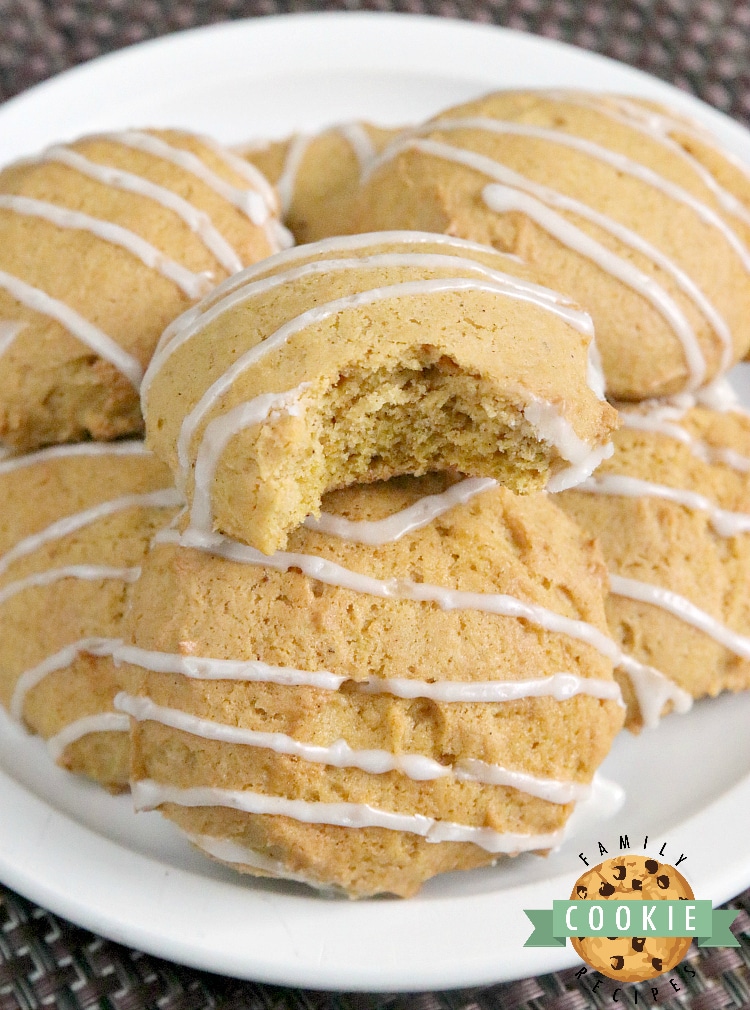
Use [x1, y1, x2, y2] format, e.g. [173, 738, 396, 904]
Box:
[0, 129, 279, 452]
[119, 480, 623, 897]
[347, 90, 750, 400]
[558, 404, 750, 728]
[0, 446, 180, 788]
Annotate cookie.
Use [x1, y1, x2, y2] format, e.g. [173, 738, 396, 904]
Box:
[571, 855, 693, 981]
[0, 442, 181, 789]
[0, 128, 285, 452]
[557, 393, 750, 729]
[242, 122, 401, 244]
[143, 231, 616, 554]
[115, 477, 624, 897]
[347, 90, 750, 400]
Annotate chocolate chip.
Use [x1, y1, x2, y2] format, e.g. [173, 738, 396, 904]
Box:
[632, 937, 646, 952]
[599, 882, 616, 896]
[632, 879, 643, 890]
[577, 885, 588, 899]
[611, 956, 625, 970]
[613, 865, 626, 880]
[657, 875, 670, 889]
[652, 957, 663, 972]
[607, 937, 618, 941]
[645, 859, 659, 873]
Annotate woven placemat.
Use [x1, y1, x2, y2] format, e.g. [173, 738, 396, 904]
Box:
[2, 0, 750, 123]
[1, 882, 749, 1008]
[2, 0, 750, 1006]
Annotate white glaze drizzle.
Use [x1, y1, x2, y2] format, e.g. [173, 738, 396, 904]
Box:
[46, 712, 129, 762]
[143, 246, 592, 417]
[153, 526, 622, 664]
[0, 320, 24, 357]
[153, 525, 692, 726]
[618, 406, 750, 473]
[101, 131, 271, 227]
[10, 636, 117, 720]
[0, 565, 141, 607]
[42, 145, 243, 274]
[131, 778, 568, 853]
[576, 474, 750, 537]
[196, 135, 279, 214]
[603, 96, 750, 184]
[615, 653, 693, 728]
[372, 136, 722, 385]
[610, 574, 750, 660]
[185, 778, 625, 882]
[0, 488, 183, 580]
[148, 230, 571, 366]
[0, 195, 211, 299]
[190, 385, 309, 530]
[184, 832, 340, 890]
[538, 91, 750, 229]
[276, 133, 313, 215]
[406, 117, 750, 271]
[275, 123, 378, 216]
[304, 477, 497, 544]
[0, 269, 143, 388]
[115, 691, 597, 800]
[335, 122, 378, 168]
[112, 642, 622, 705]
[0, 440, 150, 476]
[177, 277, 598, 501]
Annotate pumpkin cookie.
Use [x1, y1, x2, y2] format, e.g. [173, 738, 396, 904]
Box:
[0, 129, 285, 452]
[242, 121, 401, 244]
[558, 396, 750, 729]
[0, 442, 181, 789]
[143, 231, 616, 554]
[115, 478, 623, 897]
[348, 90, 750, 400]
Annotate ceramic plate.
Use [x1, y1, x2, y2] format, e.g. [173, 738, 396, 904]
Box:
[1, 12, 750, 991]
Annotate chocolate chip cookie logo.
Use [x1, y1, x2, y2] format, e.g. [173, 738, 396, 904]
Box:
[525, 854, 739, 983]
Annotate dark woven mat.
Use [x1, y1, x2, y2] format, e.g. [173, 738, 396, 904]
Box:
[1, 881, 749, 1009]
[3, 0, 750, 123]
[3, 0, 750, 1006]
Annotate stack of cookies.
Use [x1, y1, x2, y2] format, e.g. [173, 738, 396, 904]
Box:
[2, 89, 750, 898]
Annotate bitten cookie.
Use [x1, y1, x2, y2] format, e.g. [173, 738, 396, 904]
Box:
[347, 90, 750, 400]
[571, 855, 693, 981]
[0, 129, 286, 452]
[115, 478, 624, 897]
[143, 231, 616, 554]
[0, 442, 181, 789]
[242, 122, 401, 244]
[558, 393, 750, 730]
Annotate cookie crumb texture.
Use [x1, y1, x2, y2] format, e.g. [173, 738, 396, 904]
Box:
[145, 234, 614, 554]
[571, 855, 694, 981]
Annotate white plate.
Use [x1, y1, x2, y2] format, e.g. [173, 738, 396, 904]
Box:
[1, 12, 750, 993]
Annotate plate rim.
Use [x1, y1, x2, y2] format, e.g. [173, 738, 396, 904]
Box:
[2, 10, 750, 991]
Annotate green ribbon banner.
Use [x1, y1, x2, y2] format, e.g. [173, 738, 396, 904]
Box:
[524, 901, 740, 948]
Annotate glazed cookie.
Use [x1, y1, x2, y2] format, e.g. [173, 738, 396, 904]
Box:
[571, 855, 693, 981]
[557, 392, 750, 729]
[115, 477, 624, 897]
[0, 129, 286, 452]
[242, 122, 402, 244]
[348, 90, 750, 400]
[0, 442, 182, 789]
[143, 231, 616, 554]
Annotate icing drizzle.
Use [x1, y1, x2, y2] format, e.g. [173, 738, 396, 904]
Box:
[0, 194, 212, 299]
